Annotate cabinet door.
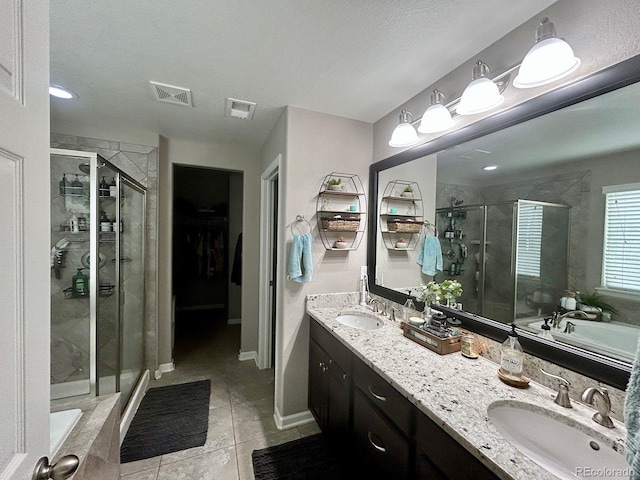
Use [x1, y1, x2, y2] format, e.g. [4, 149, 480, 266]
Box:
[353, 389, 410, 479]
[416, 412, 499, 480]
[328, 358, 351, 443]
[309, 339, 330, 430]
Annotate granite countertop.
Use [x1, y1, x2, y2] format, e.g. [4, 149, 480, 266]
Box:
[306, 294, 627, 480]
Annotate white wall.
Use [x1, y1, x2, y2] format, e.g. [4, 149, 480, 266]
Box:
[373, 0, 640, 161]
[156, 138, 261, 367]
[272, 106, 373, 418]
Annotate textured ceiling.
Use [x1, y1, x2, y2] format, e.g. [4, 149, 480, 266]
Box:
[437, 81, 640, 186]
[50, 1, 556, 150]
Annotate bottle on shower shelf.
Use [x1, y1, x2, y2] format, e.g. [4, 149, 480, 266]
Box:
[59, 173, 67, 195]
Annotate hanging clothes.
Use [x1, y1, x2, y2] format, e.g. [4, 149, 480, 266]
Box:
[231, 233, 242, 286]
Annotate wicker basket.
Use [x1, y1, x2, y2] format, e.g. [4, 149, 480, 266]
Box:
[322, 218, 359, 231]
[387, 220, 421, 233]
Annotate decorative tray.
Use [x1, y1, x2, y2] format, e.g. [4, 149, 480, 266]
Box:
[401, 322, 462, 355]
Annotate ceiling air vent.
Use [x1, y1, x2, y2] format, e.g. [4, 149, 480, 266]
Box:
[150, 81, 193, 107]
[225, 98, 257, 120]
[457, 149, 491, 160]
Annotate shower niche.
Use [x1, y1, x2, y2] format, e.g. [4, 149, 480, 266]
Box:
[51, 149, 146, 411]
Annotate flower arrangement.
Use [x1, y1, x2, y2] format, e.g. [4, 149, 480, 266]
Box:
[413, 280, 462, 306]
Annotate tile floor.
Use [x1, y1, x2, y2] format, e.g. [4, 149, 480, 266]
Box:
[120, 312, 320, 479]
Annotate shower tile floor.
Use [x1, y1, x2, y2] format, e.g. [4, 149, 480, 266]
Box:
[120, 312, 320, 479]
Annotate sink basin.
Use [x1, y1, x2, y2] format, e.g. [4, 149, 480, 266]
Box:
[488, 402, 627, 479]
[336, 314, 383, 330]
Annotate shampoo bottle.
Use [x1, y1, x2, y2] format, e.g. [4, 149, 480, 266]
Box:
[72, 268, 88, 297]
[500, 324, 524, 378]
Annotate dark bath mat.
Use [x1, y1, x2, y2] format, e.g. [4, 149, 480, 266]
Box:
[120, 380, 210, 463]
[252, 433, 350, 480]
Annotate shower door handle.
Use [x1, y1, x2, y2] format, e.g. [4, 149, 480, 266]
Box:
[32, 455, 79, 480]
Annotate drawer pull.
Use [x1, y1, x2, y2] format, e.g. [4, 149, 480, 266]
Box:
[368, 431, 386, 453]
[368, 385, 387, 402]
[342, 373, 349, 380]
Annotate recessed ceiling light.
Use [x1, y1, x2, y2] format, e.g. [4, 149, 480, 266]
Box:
[483, 165, 499, 171]
[49, 84, 78, 99]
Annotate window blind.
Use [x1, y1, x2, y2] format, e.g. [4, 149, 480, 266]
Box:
[603, 186, 640, 292]
[516, 203, 543, 278]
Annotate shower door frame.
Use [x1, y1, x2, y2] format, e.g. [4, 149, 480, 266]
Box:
[50, 148, 147, 400]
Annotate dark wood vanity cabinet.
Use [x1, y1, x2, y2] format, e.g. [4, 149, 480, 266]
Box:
[309, 319, 500, 480]
[309, 321, 352, 446]
[416, 412, 499, 480]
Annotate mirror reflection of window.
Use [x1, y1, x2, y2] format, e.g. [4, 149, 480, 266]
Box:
[516, 203, 543, 278]
[602, 183, 640, 293]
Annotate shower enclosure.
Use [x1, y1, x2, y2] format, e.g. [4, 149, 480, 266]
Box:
[435, 200, 570, 324]
[50, 149, 146, 412]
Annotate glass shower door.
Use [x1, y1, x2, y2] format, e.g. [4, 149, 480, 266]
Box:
[118, 178, 146, 411]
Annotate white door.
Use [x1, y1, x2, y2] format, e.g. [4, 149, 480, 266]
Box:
[0, 0, 52, 478]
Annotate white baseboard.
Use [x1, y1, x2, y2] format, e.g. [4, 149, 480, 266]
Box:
[227, 317, 242, 325]
[273, 406, 315, 430]
[120, 370, 149, 445]
[154, 361, 175, 380]
[238, 350, 257, 363]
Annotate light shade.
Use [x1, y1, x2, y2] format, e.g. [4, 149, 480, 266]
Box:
[456, 61, 504, 116]
[418, 90, 454, 134]
[389, 110, 419, 148]
[49, 84, 78, 99]
[514, 17, 580, 89]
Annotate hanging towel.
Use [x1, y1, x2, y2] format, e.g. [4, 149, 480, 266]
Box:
[625, 334, 640, 479]
[416, 236, 443, 276]
[288, 233, 313, 283]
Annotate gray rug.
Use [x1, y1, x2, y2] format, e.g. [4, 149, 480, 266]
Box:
[252, 434, 349, 480]
[120, 380, 210, 463]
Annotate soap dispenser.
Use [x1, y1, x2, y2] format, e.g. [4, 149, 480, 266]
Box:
[538, 318, 554, 341]
[500, 324, 524, 379]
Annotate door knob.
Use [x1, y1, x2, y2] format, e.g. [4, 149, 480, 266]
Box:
[32, 455, 79, 480]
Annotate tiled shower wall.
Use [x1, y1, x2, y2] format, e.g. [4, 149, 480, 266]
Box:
[51, 133, 158, 378]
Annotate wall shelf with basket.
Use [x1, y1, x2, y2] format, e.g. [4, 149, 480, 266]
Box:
[316, 172, 366, 250]
[379, 180, 424, 250]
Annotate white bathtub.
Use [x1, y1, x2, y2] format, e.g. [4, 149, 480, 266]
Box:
[525, 318, 639, 363]
[50, 409, 82, 457]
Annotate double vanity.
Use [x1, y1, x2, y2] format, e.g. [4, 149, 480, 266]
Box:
[307, 293, 628, 480]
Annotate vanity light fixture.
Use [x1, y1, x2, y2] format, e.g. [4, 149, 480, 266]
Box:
[513, 17, 580, 89]
[418, 90, 454, 134]
[483, 165, 499, 171]
[49, 84, 78, 99]
[388, 110, 420, 148]
[456, 61, 504, 116]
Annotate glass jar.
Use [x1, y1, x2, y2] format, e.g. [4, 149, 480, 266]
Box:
[461, 332, 479, 359]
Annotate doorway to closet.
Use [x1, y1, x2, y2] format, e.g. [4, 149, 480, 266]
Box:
[172, 165, 244, 343]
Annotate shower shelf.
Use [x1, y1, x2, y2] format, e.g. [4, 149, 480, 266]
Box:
[63, 283, 114, 299]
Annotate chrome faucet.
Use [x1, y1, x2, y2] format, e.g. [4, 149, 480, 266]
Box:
[582, 387, 615, 428]
[369, 299, 387, 316]
[552, 310, 589, 329]
[564, 321, 576, 334]
[540, 369, 572, 408]
[389, 307, 402, 322]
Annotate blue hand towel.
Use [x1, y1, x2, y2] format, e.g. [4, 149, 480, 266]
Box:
[625, 334, 640, 478]
[416, 236, 443, 276]
[288, 233, 313, 283]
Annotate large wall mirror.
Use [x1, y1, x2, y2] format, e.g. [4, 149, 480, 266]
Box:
[367, 55, 640, 390]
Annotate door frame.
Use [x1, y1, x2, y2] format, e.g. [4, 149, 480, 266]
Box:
[257, 155, 281, 369]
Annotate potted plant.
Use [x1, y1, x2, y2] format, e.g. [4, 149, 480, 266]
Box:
[395, 237, 408, 249]
[577, 291, 618, 316]
[334, 236, 348, 249]
[401, 185, 414, 197]
[327, 178, 342, 191]
[440, 279, 463, 307]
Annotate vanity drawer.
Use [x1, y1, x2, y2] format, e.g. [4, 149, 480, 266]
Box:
[353, 388, 410, 479]
[353, 355, 412, 436]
